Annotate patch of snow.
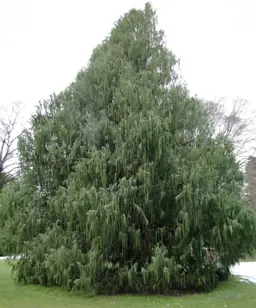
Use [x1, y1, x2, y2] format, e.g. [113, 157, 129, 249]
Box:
[231, 262, 256, 283]
[0, 255, 21, 260]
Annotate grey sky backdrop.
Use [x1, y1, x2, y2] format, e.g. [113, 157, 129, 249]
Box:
[1, 0, 255, 126]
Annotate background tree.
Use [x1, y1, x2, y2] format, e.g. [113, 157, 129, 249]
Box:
[204, 97, 256, 167]
[0, 2, 256, 294]
[0, 101, 24, 190]
[245, 156, 256, 211]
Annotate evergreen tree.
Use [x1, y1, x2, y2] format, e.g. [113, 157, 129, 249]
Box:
[1, 3, 256, 293]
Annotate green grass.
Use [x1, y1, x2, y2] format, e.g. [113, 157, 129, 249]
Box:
[1, 261, 256, 308]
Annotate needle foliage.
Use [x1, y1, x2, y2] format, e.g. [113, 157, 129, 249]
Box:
[1, 3, 256, 294]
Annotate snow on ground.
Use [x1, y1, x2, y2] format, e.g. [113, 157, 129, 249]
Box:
[0, 256, 20, 260]
[1, 256, 256, 283]
[230, 262, 256, 283]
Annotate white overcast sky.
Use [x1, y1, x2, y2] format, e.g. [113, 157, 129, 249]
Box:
[1, 0, 256, 121]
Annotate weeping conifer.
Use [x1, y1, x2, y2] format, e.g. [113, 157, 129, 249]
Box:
[1, 3, 256, 294]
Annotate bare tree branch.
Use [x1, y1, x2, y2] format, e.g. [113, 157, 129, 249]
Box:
[205, 97, 256, 168]
[0, 101, 25, 188]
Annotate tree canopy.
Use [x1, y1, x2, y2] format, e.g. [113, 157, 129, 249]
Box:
[1, 3, 256, 294]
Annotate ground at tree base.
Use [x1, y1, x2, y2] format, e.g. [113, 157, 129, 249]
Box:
[1, 262, 256, 308]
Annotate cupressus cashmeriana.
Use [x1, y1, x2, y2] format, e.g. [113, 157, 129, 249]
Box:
[0, 2, 256, 294]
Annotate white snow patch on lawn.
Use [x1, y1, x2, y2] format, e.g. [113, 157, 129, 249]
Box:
[0, 255, 21, 260]
[231, 262, 256, 283]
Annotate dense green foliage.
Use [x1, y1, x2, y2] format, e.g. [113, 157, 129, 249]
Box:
[1, 3, 256, 294]
[0, 172, 7, 191]
[0, 167, 16, 191]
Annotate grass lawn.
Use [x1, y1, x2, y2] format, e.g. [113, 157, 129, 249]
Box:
[1, 261, 256, 308]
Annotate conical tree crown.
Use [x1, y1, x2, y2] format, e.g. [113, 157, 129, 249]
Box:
[0, 3, 256, 294]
